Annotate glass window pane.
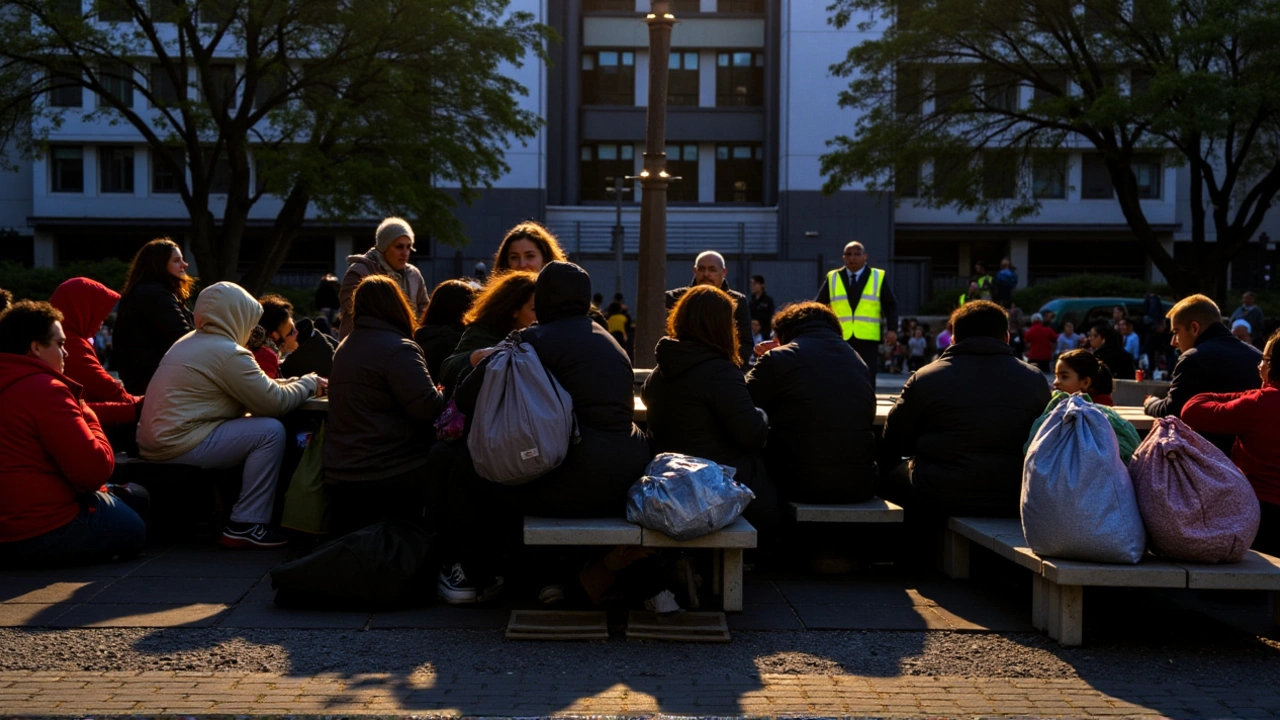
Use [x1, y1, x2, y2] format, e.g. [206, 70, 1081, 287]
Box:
[581, 146, 593, 161]
[621, 52, 634, 66]
[669, 54, 681, 70]
[717, 53, 729, 67]
[733, 146, 751, 159]
[600, 51, 618, 66]
[582, 54, 595, 70]
[716, 146, 728, 160]
[598, 144, 617, 160]
[620, 145, 633, 160]
[733, 52, 751, 67]
[685, 53, 698, 69]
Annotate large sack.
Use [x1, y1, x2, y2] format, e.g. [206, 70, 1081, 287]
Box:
[1128, 417, 1259, 563]
[468, 335, 578, 486]
[1022, 395, 1146, 564]
[270, 520, 434, 610]
[626, 452, 755, 541]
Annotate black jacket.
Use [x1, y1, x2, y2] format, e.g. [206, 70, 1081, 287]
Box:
[458, 262, 652, 517]
[1145, 322, 1262, 453]
[883, 336, 1051, 517]
[666, 281, 753, 365]
[280, 319, 336, 379]
[324, 315, 444, 483]
[111, 280, 194, 394]
[1094, 341, 1136, 380]
[746, 319, 877, 503]
[749, 292, 776, 327]
[413, 324, 462, 386]
[643, 336, 775, 529]
[814, 266, 899, 343]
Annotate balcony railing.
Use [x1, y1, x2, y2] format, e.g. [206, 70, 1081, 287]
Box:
[546, 220, 778, 255]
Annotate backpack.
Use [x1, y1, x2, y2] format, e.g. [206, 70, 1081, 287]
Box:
[270, 520, 434, 610]
[467, 333, 578, 486]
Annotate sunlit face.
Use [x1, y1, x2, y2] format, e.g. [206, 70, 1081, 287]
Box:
[31, 321, 67, 374]
[381, 236, 413, 271]
[514, 295, 537, 329]
[168, 248, 189, 278]
[1053, 360, 1093, 395]
[1170, 321, 1200, 353]
[273, 318, 299, 354]
[693, 257, 727, 287]
[506, 238, 545, 273]
[843, 243, 867, 273]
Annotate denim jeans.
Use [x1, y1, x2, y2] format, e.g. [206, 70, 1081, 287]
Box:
[1, 491, 146, 568]
[154, 417, 286, 525]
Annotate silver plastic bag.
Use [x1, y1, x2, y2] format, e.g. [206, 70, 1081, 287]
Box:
[1021, 395, 1146, 564]
[625, 452, 755, 541]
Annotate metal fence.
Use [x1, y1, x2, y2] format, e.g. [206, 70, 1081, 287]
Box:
[545, 220, 778, 256]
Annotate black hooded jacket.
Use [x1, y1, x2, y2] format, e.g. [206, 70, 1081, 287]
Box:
[458, 262, 652, 516]
[746, 318, 878, 503]
[883, 335, 1051, 517]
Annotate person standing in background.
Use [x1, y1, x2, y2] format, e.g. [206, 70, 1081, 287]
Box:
[815, 241, 898, 382]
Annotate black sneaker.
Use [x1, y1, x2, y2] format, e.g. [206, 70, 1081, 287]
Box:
[219, 523, 288, 549]
[437, 563, 504, 605]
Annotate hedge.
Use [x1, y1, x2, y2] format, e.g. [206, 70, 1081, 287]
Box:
[921, 274, 1172, 317]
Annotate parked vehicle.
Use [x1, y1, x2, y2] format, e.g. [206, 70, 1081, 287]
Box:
[1037, 297, 1174, 333]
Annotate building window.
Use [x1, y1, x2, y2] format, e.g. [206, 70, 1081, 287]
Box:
[97, 61, 133, 108]
[99, 146, 135, 193]
[720, 0, 766, 12]
[203, 148, 232, 193]
[665, 144, 699, 202]
[1133, 155, 1162, 199]
[715, 144, 763, 203]
[208, 63, 237, 110]
[670, 0, 700, 12]
[51, 146, 84, 193]
[981, 151, 1018, 198]
[150, 0, 183, 23]
[896, 160, 920, 198]
[1033, 70, 1068, 102]
[1081, 153, 1114, 199]
[47, 65, 83, 108]
[582, 0, 635, 9]
[253, 66, 286, 109]
[983, 70, 1019, 111]
[932, 68, 972, 114]
[580, 143, 635, 202]
[716, 51, 764, 106]
[931, 151, 968, 196]
[95, 0, 131, 22]
[199, 0, 236, 26]
[51, 0, 82, 16]
[1032, 155, 1067, 199]
[668, 52, 699, 106]
[150, 63, 182, 106]
[152, 147, 185, 193]
[895, 66, 922, 116]
[582, 50, 635, 105]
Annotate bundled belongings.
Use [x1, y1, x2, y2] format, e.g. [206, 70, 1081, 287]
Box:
[468, 334, 578, 486]
[626, 452, 755, 541]
[270, 520, 434, 610]
[1128, 417, 1260, 563]
[1022, 395, 1146, 564]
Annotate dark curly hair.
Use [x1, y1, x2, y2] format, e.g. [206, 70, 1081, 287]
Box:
[950, 300, 1009, 341]
[0, 300, 63, 355]
[1057, 349, 1114, 396]
[771, 301, 841, 344]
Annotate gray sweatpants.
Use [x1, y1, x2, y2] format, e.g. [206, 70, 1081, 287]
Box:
[155, 417, 286, 525]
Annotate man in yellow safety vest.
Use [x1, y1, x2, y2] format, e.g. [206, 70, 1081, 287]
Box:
[815, 241, 898, 381]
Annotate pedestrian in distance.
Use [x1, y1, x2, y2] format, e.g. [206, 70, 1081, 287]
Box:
[667, 251, 754, 368]
[814, 241, 899, 383]
[339, 217, 430, 340]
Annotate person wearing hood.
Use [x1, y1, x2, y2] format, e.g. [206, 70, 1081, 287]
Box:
[441, 262, 652, 603]
[746, 301, 877, 504]
[338, 217, 430, 340]
[138, 282, 325, 549]
[644, 285, 776, 531]
[49, 277, 144, 430]
[112, 238, 195, 394]
[882, 300, 1050, 519]
[325, 276, 446, 534]
[665, 251, 753, 367]
[0, 301, 146, 567]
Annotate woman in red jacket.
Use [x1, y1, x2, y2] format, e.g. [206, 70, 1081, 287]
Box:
[49, 278, 143, 429]
[1182, 328, 1280, 555]
[1023, 313, 1058, 373]
[0, 301, 146, 567]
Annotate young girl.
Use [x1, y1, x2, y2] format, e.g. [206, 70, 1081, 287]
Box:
[1054, 348, 1115, 406]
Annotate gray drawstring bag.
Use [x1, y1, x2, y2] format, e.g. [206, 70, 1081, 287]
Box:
[468, 335, 578, 486]
[1021, 394, 1146, 564]
[626, 452, 756, 541]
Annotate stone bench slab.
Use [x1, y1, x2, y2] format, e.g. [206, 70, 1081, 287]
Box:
[1178, 551, 1280, 590]
[523, 518, 642, 546]
[641, 517, 757, 548]
[949, 517, 1023, 552]
[1039, 556, 1186, 588]
[789, 498, 904, 523]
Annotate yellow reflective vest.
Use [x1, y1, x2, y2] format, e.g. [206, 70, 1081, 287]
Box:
[828, 267, 884, 342]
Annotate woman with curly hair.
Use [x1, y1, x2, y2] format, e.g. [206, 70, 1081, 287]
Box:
[491, 221, 568, 275]
[112, 238, 195, 394]
[437, 271, 537, 394]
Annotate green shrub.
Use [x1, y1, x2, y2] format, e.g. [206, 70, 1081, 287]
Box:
[0, 260, 131, 302]
[1012, 275, 1170, 313]
[921, 286, 967, 315]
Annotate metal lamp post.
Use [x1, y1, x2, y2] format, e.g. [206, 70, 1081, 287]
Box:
[633, 0, 676, 368]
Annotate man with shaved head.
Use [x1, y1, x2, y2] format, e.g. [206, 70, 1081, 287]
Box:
[815, 241, 898, 381]
[665, 250, 753, 365]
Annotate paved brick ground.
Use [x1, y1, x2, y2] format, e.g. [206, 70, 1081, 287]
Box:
[6, 669, 1273, 717]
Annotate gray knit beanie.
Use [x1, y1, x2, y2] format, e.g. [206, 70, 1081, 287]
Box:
[375, 216, 415, 253]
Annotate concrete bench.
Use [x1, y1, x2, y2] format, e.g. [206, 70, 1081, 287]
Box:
[788, 497, 904, 523]
[523, 516, 757, 611]
[944, 517, 1280, 646]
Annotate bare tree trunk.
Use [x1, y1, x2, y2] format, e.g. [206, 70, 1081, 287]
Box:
[240, 186, 312, 296]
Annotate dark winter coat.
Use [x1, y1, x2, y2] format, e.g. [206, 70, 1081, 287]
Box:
[1144, 322, 1262, 454]
[280, 319, 336, 379]
[643, 336, 772, 520]
[414, 324, 462, 386]
[666, 281, 754, 366]
[883, 336, 1052, 517]
[456, 262, 652, 517]
[1094, 340, 1136, 380]
[324, 316, 445, 483]
[746, 319, 877, 504]
[112, 280, 193, 394]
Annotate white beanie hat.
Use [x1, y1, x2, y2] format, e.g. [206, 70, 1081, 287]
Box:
[1232, 318, 1252, 333]
[375, 216, 415, 253]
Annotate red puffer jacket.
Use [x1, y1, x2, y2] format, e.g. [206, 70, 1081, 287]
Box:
[0, 354, 116, 542]
[49, 277, 142, 428]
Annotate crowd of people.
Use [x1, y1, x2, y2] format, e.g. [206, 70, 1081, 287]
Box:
[1, 224, 1277, 611]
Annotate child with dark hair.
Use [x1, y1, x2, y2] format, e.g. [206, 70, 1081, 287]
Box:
[1025, 349, 1141, 463]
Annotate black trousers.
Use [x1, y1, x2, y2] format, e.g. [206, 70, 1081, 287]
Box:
[329, 465, 431, 537]
[850, 338, 880, 383]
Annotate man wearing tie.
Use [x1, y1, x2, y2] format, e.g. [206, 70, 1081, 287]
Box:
[815, 241, 898, 381]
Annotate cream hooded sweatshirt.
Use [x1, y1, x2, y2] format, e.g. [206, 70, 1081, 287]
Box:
[138, 282, 318, 461]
